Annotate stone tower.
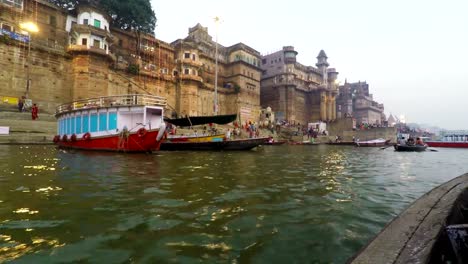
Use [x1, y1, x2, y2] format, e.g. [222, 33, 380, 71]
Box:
[316, 50, 329, 86]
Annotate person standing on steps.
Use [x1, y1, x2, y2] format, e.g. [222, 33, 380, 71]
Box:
[31, 103, 39, 120]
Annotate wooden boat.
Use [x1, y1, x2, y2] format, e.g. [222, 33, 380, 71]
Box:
[349, 173, 468, 264]
[355, 138, 390, 147]
[53, 94, 167, 152]
[426, 134, 468, 148]
[165, 134, 225, 143]
[263, 140, 287, 145]
[394, 144, 427, 152]
[160, 137, 268, 151]
[164, 114, 237, 127]
[326, 141, 355, 145]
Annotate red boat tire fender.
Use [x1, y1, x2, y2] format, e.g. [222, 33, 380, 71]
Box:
[137, 128, 147, 138]
[71, 134, 77, 141]
[53, 135, 60, 143]
[83, 132, 91, 140]
[62, 135, 68, 142]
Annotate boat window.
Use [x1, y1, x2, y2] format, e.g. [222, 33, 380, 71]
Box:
[99, 113, 107, 131]
[71, 116, 76, 134]
[59, 119, 63, 135]
[76, 116, 82, 134]
[90, 114, 98, 132]
[67, 118, 72, 135]
[108, 112, 117, 130]
[83, 115, 89, 133]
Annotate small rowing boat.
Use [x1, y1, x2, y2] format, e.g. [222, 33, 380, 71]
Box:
[394, 144, 428, 152]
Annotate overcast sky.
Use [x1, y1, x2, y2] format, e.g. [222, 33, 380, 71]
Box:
[151, 0, 468, 130]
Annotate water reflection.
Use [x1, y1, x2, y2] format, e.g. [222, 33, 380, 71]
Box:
[1, 145, 468, 262]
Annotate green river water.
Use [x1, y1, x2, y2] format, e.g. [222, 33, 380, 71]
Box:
[1, 145, 468, 263]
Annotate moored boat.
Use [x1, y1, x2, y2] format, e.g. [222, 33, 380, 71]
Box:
[394, 144, 427, 152]
[426, 134, 468, 148]
[263, 140, 287, 145]
[165, 133, 225, 143]
[160, 137, 268, 151]
[348, 173, 468, 264]
[54, 94, 167, 152]
[355, 138, 390, 147]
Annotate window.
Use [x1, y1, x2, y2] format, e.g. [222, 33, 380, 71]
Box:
[90, 114, 98, 132]
[93, 39, 100, 48]
[71, 117, 76, 134]
[104, 44, 107, 51]
[82, 115, 89, 133]
[99, 113, 107, 131]
[82, 38, 87, 45]
[83, 19, 88, 25]
[184, 52, 190, 59]
[192, 54, 196, 60]
[94, 19, 101, 28]
[1, 24, 12, 32]
[76, 116, 82, 134]
[108, 113, 117, 130]
[49, 16, 56, 26]
[118, 39, 123, 47]
[184, 68, 190, 75]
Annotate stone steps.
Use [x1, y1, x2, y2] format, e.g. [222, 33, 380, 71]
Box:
[0, 109, 57, 144]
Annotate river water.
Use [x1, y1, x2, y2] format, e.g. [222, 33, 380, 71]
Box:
[1, 145, 468, 263]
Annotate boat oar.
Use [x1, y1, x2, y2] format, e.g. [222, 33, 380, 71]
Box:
[428, 148, 438, 152]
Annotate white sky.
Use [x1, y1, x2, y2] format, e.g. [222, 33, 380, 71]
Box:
[151, 0, 468, 130]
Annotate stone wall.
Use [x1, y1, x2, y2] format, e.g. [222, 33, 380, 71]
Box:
[0, 43, 73, 113]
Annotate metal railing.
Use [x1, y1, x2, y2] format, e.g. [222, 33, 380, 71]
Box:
[56, 94, 166, 115]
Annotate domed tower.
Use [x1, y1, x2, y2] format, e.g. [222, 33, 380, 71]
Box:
[316, 50, 329, 85]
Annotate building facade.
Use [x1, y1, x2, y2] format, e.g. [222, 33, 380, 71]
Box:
[260, 47, 339, 125]
[2, 0, 389, 128]
[336, 81, 385, 125]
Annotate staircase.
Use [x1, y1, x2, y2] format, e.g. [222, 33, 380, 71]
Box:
[0, 103, 56, 144]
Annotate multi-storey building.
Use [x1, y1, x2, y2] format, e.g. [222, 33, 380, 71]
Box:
[260, 47, 339, 125]
[170, 23, 262, 122]
[336, 81, 385, 125]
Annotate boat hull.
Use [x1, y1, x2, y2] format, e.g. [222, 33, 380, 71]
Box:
[426, 141, 468, 148]
[355, 139, 390, 147]
[57, 130, 163, 152]
[394, 144, 427, 152]
[160, 137, 268, 151]
[349, 173, 468, 263]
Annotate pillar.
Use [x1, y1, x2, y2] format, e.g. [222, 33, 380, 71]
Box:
[320, 92, 327, 121]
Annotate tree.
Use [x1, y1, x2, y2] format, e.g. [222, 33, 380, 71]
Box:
[47, 0, 80, 9]
[100, 0, 156, 60]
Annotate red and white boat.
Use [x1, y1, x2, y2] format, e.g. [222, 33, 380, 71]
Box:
[53, 94, 167, 152]
[426, 134, 468, 148]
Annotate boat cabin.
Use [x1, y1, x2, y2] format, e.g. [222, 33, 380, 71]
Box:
[55, 95, 166, 138]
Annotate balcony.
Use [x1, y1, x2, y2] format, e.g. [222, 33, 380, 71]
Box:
[180, 58, 202, 67]
[67, 45, 116, 61]
[70, 24, 114, 42]
[179, 74, 202, 82]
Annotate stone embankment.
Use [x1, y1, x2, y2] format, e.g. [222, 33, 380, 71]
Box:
[0, 104, 56, 145]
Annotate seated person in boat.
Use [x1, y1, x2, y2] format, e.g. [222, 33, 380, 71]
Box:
[398, 137, 406, 145]
[407, 137, 415, 145]
[415, 137, 424, 145]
